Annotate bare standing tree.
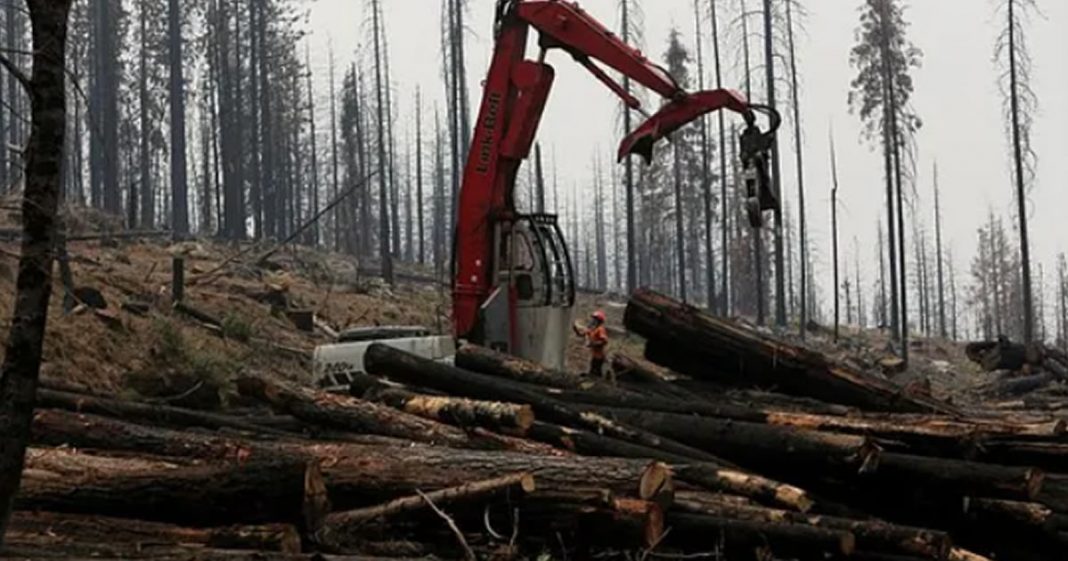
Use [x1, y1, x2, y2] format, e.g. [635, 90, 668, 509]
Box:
[761, 0, 786, 328]
[830, 129, 841, 342]
[693, 0, 715, 309]
[167, 0, 189, 237]
[618, 0, 644, 295]
[707, 0, 730, 314]
[0, 0, 75, 541]
[371, 0, 393, 284]
[784, 0, 808, 335]
[933, 161, 946, 338]
[995, 0, 1038, 343]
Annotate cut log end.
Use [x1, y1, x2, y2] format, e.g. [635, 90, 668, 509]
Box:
[613, 498, 665, 549]
[639, 461, 675, 511]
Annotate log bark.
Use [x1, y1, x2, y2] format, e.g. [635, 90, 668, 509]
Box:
[873, 452, 1043, 501]
[523, 422, 812, 512]
[987, 372, 1054, 396]
[627, 289, 956, 414]
[518, 497, 664, 550]
[669, 496, 951, 558]
[455, 343, 614, 392]
[363, 344, 723, 462]
[965, 498, 1068, 533]
[370, 387, 534, 433]
[315, 473, 535, 551]
[15, 448, 326, 528]
[666, 512, 856, 558]
[610, 353, 705, 401]
[235, 375, 471, 447]
[590, 406, 881, 476]
[975, 440, 1068, 471]
[4, 511, 301, 554]
[35, 388, 289, 436]
[29, 410, 663, 507]
[0, 550, 426, 561]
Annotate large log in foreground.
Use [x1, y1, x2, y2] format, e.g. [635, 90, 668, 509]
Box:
[626, 289, 956, 414]
[4, 512, 301, 555]
[28, 409, 662, 505]
[16, 448, 326, 528]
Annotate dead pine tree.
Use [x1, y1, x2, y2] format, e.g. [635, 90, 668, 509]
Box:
[784, 0, 808, 337]
[693, 0, 715, 310]
[829, 130, 841, 342]
[995, 0, 1038, 343]
[0, 0, 75, 542]
[708, 0, 730, 314]
[761, 0, 787, 329]
[370, 0, 393, 284]
[416, 89, 426, 265]
[167, 0, 189, 237]
[619, 0, 644, 295]
[933, 162, 946, 338]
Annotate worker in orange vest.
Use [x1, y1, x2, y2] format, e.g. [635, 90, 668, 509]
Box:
[574, 310, 609, 379]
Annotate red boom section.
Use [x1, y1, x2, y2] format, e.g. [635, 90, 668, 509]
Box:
[516, 1, 681, 101]
[619, 89, 752, 163]
[454, 21, 549, 340]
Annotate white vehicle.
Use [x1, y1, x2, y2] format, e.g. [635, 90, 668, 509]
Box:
[312, 326, 454, 392]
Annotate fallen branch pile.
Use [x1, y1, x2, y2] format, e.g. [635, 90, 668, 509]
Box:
[8, 288, 1068, 560]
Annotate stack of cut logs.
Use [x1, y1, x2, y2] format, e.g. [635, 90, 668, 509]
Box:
[9, 288, 1068, 560]
[966, 337, 1068, 397]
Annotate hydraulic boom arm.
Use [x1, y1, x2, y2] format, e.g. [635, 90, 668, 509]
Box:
[453, 0, 780, 352]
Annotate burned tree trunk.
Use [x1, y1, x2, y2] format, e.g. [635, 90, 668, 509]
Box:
[0, 0, 74, 544]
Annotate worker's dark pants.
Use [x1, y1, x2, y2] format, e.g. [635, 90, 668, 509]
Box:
[589, 357, 605, 379]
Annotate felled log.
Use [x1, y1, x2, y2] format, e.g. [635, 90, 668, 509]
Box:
[315, 473, 535, 551]
[236, 375, 471, 447]
[590, 406, 881, 476]
[535, 384, 769, 422]
[668, 496, 951, 558]
[627, 289, 956, 414]
[518, 497, 664, 550]
[523, 421, 812, 512]
[872, 453, 1044, 501]
[363, 343, 723, 462]
[29, 409, 669, 506]
[975, 440, 1068, 471]
[666, 513, 856, 558]
[16, 448, 326, 528]
[986, 372, 1055, 396]
[370, 387, 535, 433]
[4, 511, 301, 554]
[965, 498, 1068, 534]
[455, 343, 608, 391]
[35, 388, 289, 436]
[0, 550, 428, 561]
[610, 354, 706, 400]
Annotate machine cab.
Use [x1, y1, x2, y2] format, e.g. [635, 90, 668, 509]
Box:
[480, 214, 575, 369]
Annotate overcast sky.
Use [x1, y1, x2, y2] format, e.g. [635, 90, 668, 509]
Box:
[304, 1, 1067, 323]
